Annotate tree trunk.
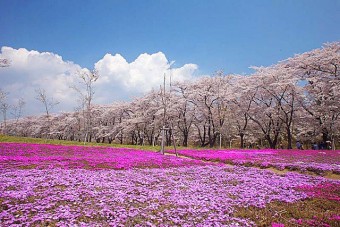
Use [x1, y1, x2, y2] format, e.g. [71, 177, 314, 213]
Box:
[167, 130, 173, 146]
[266, 135, 277, 149]
[286, 127, 292, 149]
[322, 130, 329, 143]
[240, 133, 245, 149]
[182, 131, 188, 147]
[131, 134, 134, 145]
[209, 135, 216, 148]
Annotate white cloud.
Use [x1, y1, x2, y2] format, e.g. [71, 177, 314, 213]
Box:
[0, 47, 200, 117]
[94, 51, 197, 93]
[0, 47, 81, 116]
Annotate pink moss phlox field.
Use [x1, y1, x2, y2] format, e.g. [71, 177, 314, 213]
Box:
[298, 182, 340, 201]
[0, 143, 207, 170]
[295, 216, 338, 227]
[1, 143, 339, 226]
[168, 149, 340, 174]
[0, 165, 334, 226]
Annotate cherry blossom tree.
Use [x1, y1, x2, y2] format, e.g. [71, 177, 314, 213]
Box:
[186, 75, 232, 147]
[71, 69, 99, 143]
[245, 71, 285, 149]
[283, 42, 340, 148]
[171, 81, 196, 146]
[250, 64, 303, 149]
[228, 75, 257, 148]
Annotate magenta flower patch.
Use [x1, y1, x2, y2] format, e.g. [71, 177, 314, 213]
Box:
[0, 143, 207, 170]
[0, 143, 339, 226]
[167, 149, 340, 174]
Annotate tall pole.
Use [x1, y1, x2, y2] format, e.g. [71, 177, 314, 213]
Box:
[161, 73, 166, 155]
[161, 126, 165, 154]
[160, 62, 178, 156]
[169, 65, 178, 156]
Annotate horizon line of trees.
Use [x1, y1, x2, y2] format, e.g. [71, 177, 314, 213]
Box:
[1, 42, 339, 149]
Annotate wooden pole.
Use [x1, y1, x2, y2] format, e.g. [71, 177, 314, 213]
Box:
[161, 126, 165, 154]
[161, 73, 166, 155]
[160, 63, 178, 155]
[170, 123, 178, 156]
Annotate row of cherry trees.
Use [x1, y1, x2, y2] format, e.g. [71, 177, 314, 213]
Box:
[1, 42, 339, 149]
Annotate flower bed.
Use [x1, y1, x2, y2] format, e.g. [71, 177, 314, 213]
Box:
[0, 143, 339, 226]
[0, 165, 336, 226]
[168, 149, 340, 175]
[0, 143, 207, 170]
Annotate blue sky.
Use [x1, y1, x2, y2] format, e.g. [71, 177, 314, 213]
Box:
[0, 0, 339, 116]
[1, 0, 339, 74]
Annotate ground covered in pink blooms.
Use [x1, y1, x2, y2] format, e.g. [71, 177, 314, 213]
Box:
[168, 148, 340, 175]
[0, 143, 207, 170]
[0, 143, 339, 226]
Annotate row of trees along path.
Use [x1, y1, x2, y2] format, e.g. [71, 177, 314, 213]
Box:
[0, 43, 339, 150]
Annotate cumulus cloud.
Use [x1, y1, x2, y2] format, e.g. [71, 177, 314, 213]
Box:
[90, 51, 199, 104]
[94, 52, 197, 93]
[0, 47, 81, 116]
[0, 47, 200, 117]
